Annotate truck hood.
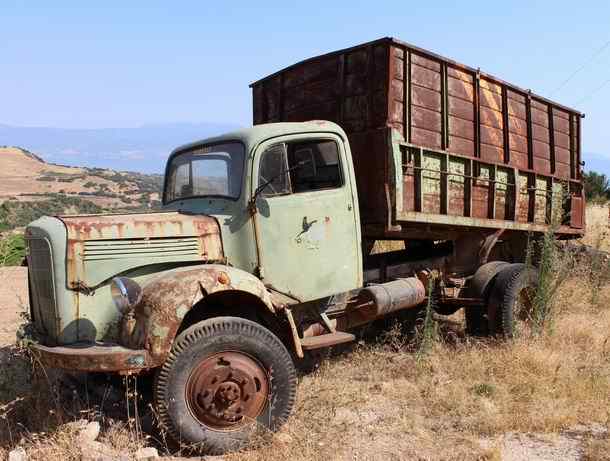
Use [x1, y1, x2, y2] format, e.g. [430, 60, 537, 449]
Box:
[59, 211, 224, 289]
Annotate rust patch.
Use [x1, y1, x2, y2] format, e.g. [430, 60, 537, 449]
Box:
[217, 271, 230, 285]
[118, 265, 273, 362]
[30, 342, 154, 373]
[60, 212, 224, 288]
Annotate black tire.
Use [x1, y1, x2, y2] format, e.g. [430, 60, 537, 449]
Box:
[154, 317, 297, 455]
[464, 307, 488, 336]
[465, 261, 509, 336]
[487, 263, 539, 338]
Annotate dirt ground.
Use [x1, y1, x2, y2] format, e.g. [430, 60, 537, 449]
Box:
[0, 266, 27, 347]
[0, 261, 608, 460]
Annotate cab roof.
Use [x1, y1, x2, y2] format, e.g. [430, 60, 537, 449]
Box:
[169, 120, 347, 158]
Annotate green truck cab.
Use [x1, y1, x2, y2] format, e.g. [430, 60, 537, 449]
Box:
[25, 121, 378, 453]
[25, 38, 586, 454]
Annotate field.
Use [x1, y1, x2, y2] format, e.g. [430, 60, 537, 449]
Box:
[0, 146, 162, 232]
[0, 207, 609, 460]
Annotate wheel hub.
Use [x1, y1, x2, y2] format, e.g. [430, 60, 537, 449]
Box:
[186, 352, 269, 430]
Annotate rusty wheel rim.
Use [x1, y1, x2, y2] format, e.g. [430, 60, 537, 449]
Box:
[185, 351, 269, 431]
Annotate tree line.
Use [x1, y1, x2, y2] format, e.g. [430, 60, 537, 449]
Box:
[584, 171, 610, 203]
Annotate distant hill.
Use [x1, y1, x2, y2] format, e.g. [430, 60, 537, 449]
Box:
[0, 122, 239, 173]
[0, 146, 163, 231]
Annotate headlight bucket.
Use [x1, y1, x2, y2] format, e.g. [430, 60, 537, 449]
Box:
[110, 277, 143, 313]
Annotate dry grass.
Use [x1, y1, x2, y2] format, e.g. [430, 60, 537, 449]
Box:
[224, 277, 610, 461]
[1, 224, 609, 459]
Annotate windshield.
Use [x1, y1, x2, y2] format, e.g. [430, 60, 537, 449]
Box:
[164, 142, 245, 203]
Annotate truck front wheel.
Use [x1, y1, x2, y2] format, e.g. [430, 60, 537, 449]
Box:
[154, 316, 297, 455]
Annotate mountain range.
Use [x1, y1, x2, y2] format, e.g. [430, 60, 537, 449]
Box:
[0, 122, 607, 177]
[0, 122, 239, 174]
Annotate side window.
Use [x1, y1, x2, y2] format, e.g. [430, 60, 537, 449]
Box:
[288, 140, 342, 193]
[257, 139, 343, 197]
[258, 144, 291, 197]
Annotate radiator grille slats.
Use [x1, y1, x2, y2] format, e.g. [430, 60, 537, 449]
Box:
[27, 238, 57, 338]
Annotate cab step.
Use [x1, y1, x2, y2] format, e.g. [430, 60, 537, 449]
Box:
[300, 331, 356, 350]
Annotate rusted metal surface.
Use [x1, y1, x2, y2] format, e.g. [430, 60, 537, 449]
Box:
[283, 308, 303, 358]
[119, 264, 274, 362]
[185, 351, 269, 429]
[61, 211, 224, 289]
[30, 342, 153, 373]
[251, 37, 586, 239]
[300, 331, 355, 350]
[301, 278, 424, 341]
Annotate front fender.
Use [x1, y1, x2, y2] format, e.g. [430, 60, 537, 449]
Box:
[122, 264, 273, 363]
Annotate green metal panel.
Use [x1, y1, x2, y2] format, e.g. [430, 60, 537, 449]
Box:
[252, 132, 361, 301]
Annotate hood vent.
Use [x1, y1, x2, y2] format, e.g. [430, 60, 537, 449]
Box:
[83, 237, 200, 261]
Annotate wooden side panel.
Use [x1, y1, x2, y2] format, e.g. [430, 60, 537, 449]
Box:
[472, 164, 491, 219]
[534, 176, 551, 224]
[530, 99, 552, 175]
[388, 46, 406, 137]
[421, 151, 443, 214]
[479, 78, 505, 164]
[410, 53, 442, 149]
[447, 66, 475, 157]
[494, 167, 515, 221]
[447, 157, 467, 216]
[253, 42, 388, 133]
[402, 147, 417, 213]
[507, 90, 529, 170]
[553, 107, 571, 179]
[570, 114, 580, 180]
[517, 173, 531, 223]
[252, 38, 585, 238]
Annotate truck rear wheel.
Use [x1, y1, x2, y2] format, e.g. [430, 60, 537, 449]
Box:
[487, 263, 539, 338]
[465, 261, 509, 336]
[154, 316, 297, 455]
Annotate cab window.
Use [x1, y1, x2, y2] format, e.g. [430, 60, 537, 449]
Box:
[258, 140, 342, 197]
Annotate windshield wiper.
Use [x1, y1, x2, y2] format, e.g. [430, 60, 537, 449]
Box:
[249, 159, 310, 211]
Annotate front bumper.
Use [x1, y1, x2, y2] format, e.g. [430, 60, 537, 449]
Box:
[29, 341, 156, 373]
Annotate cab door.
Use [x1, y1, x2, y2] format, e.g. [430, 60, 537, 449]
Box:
[252, 133, 361, 301]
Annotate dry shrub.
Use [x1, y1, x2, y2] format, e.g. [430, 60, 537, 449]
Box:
[223, 270, 610, 460]
[583, 437, 610, 461]
[0, 348, 152, 460]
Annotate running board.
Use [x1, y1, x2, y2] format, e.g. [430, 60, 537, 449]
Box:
[300, 332, 356, 350]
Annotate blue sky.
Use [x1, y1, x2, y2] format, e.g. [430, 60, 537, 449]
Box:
[1, 0, 609, 173]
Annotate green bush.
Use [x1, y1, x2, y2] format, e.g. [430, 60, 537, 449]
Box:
[0, 234, 26, 266]
[0, 195, 103, 231]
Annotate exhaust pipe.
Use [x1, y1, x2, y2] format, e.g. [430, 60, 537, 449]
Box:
[362, 277, 426, 316]
[302, 277, 426, 338]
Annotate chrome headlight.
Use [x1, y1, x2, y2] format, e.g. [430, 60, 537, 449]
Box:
[110, 277, 143, 313]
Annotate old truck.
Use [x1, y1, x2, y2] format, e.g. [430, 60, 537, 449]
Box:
[24, 38, 585, 454]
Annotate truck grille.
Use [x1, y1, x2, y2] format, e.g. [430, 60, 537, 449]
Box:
[27, 238, 58, 341]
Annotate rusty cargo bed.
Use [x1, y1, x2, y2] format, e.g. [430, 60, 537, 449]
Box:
[251, 37, 585, 240]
